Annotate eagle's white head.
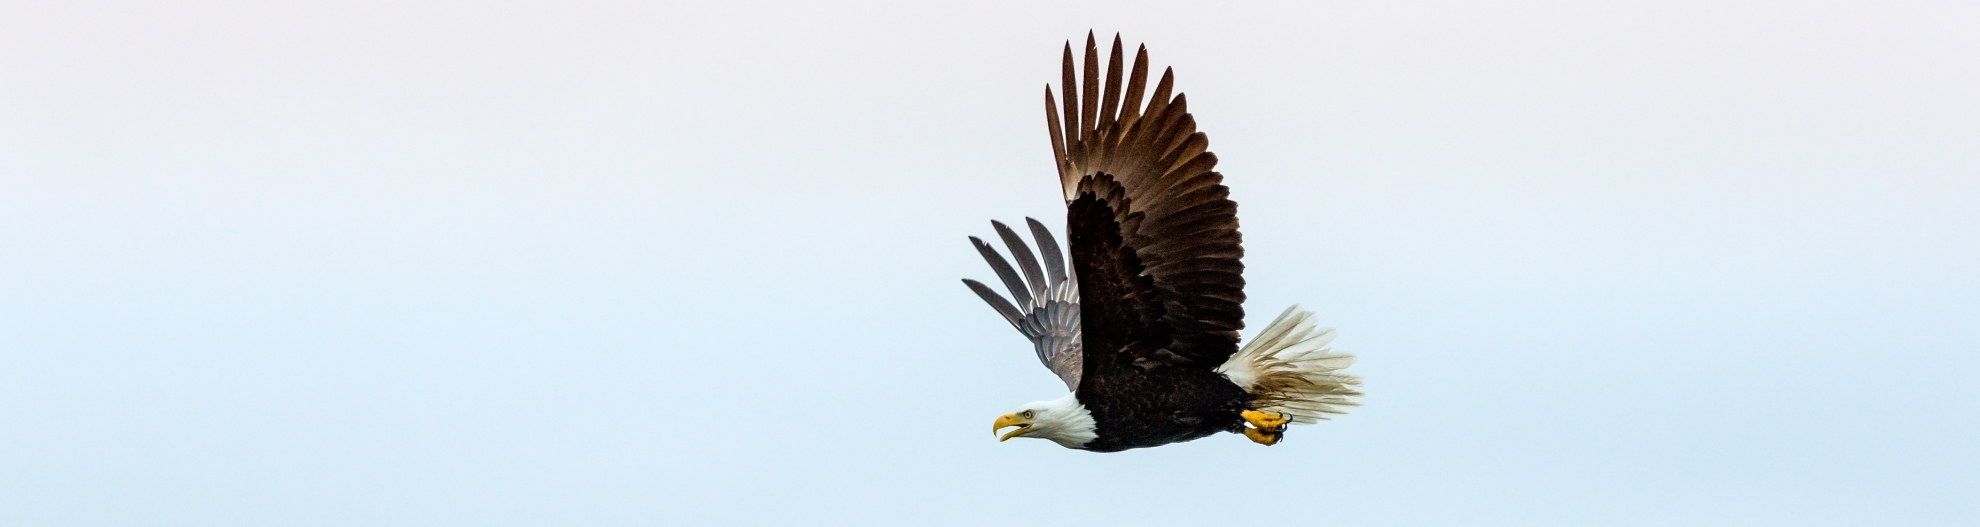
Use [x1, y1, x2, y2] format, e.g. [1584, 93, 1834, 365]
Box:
[992, 393, 1098, 448]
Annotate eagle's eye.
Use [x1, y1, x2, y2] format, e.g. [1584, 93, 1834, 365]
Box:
[1021, 410, 1035, 419]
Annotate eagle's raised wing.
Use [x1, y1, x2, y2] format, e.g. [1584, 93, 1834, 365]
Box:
[962, 218, 1083, 391]
[1051, 33, 1246, 379]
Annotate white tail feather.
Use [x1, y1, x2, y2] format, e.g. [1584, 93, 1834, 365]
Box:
[1217, 305, 1363, 424]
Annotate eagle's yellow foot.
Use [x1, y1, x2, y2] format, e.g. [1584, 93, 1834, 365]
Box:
[1242, 426, 1282, 446]
[1241, 410, 1290, 430]
[1239, 410, 1288, 446]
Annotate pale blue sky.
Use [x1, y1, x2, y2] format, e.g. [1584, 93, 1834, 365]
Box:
[3, 1, 1976, 525]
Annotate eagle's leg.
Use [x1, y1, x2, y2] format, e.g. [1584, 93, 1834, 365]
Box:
[1239, 410, 1290, 446]
[1242, 427, 1283, 446]
[1240, 409, 1289, 430]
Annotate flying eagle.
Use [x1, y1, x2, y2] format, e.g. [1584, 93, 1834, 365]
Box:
[966, 33, 1363, 452]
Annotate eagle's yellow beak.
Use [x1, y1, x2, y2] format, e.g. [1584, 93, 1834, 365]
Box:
[993, 413, 1032, 442]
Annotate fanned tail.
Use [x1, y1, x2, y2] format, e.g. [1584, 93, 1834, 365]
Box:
[1217, 305, 1363, 424]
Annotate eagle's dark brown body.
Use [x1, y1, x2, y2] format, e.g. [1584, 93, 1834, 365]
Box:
[1075, 364, 1254, 452]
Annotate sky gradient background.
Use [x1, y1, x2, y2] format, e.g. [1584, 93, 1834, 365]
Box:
[4, 1, 1977, 525]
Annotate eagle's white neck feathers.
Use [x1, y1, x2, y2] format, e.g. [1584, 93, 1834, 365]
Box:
[1018, 393, 1097, 448]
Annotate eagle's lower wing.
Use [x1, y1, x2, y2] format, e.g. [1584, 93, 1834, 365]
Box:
[1053, 33, 1245, 377]
[963, 218, 1083, 391]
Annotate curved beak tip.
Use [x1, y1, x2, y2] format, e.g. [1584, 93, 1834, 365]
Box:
[992, 414, 1030, 442]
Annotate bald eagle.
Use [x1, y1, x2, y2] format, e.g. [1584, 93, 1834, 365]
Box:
[966, 34, 1363, 452]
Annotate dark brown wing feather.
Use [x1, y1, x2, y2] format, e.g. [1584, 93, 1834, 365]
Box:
[1049, 32, 1245, 376]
